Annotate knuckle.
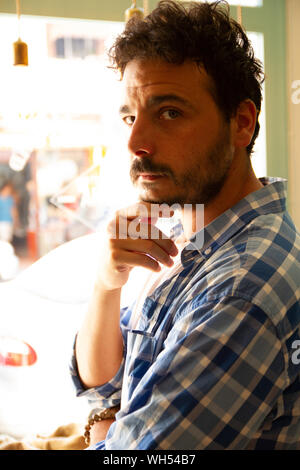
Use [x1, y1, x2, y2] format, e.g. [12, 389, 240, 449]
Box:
[165, 238, 175, 249]
[148, 240, 156, 251]
[108, 237, 117, 248]
[110, 249, 120, 263]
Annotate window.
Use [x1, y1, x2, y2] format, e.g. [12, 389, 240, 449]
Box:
[247, 31, 266, 177]
[227, 0, 263, 6]
[0, 14, 125, 261]
[231, 0, 288, 179]
[54, 37, 103, 59]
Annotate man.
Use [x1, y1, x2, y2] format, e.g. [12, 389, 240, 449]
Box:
[71, 0, 300, 449]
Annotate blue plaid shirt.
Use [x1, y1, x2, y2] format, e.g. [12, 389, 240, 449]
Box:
[71, 177, 300, 450]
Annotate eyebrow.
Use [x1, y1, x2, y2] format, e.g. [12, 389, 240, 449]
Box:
[119, 94, 193, 115]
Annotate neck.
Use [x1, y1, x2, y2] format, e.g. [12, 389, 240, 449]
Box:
[180, 152, 263, 241]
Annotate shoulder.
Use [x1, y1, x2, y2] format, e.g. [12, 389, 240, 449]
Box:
[190, 211, 300, 330]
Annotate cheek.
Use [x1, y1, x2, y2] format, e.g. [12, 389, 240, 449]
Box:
[159, 117, 221, 167]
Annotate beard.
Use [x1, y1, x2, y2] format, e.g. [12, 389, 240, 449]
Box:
[129, 123, 234, 206]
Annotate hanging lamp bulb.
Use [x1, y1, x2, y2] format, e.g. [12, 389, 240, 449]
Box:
[13, 0, 28, 66]
[13, 39, 28, 66]
[125, 0, 144, 22]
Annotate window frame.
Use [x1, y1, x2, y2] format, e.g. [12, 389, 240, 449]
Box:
[229, 0, 288, 180]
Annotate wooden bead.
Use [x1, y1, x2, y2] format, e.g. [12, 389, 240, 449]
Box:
[83, 406, 120, 446]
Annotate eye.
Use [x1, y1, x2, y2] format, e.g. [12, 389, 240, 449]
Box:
[123, 115, 135, 126]
[160, 109, 180, 120]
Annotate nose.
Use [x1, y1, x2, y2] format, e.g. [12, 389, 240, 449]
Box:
[127, 115, 155, 158]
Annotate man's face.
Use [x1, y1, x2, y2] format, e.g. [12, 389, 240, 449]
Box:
[119, 59, 235, 205]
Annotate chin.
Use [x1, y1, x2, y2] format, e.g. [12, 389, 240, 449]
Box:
[139, 189, 162, 203]
[138, 187, 186, 206]
[140, 196, 183, 207]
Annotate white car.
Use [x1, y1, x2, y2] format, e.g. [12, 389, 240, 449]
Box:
[0, 241, 19, 282]
[0, 232, 149, 438]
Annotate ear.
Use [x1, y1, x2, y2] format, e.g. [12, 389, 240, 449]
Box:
[232, 99, 257, 149]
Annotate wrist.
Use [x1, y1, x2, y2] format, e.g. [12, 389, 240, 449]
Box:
[89, 418, 115, 446]
[84, 406, 120, 446]
[93, 279, 123, 294]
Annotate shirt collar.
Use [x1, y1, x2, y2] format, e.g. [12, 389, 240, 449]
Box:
[169, 177, 287, 266]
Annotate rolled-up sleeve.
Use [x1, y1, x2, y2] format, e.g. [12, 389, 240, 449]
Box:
[69, 305, 132, 409]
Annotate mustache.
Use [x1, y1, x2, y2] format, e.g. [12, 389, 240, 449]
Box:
[130, 158, 174, 181]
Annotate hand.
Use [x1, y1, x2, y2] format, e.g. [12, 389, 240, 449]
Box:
[97, 202, 178, 291]
[89, 418, 115, 446]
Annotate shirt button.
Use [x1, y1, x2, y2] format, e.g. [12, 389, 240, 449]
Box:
[204, 247, 212, 256]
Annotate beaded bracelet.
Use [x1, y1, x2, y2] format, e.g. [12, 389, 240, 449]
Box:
[84, 406, 120, 445]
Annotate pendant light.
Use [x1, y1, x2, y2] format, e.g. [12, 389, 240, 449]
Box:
[125, 0, 144, 22]
[13, 0, 28, 66]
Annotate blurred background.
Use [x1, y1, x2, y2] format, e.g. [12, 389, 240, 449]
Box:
[0, 7, 133, 280]
[0, 0, 298, 278]
[0, 0, 299, 441]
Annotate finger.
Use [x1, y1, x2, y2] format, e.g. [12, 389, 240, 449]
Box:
[109, 219, 179, 256]
[127, 221, 166, 240]
[108, 217, 177, 248]
[112, 249, 161, 273]
[139, 216, 158, 225]
[116, 238, 176, 267]
[116, 202, 176, 220]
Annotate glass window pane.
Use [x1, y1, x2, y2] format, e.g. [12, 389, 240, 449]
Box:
[192, 0, 263, 6]
[55, 38, 65, 58]
[227, 0, 263, 6]
[247, 32, 266, 177]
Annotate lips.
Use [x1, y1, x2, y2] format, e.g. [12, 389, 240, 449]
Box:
[138, 173, 165, 181]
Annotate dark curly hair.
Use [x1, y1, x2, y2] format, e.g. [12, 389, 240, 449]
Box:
[109, 0, 264, 156]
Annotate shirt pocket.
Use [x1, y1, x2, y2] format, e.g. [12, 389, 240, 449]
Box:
[122, 330, 158, 405]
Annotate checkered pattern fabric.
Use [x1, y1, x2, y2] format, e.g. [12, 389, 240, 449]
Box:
[70, 177, 300, 450]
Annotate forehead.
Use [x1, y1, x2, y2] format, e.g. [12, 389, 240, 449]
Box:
[121, 59, 215, 104]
